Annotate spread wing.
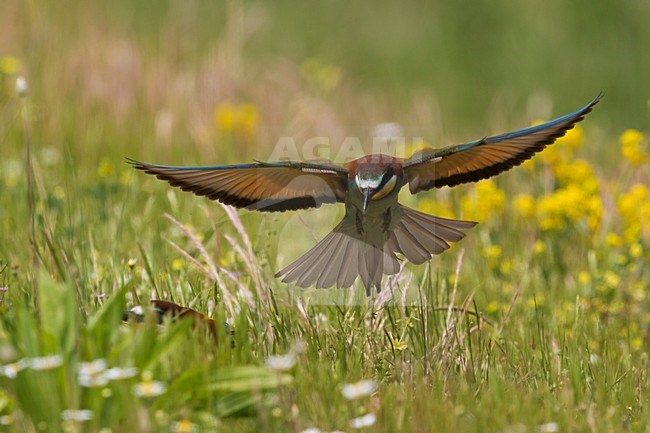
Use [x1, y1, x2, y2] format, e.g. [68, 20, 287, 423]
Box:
[403, 94, 602, 194]
[129, 159, 348, 212]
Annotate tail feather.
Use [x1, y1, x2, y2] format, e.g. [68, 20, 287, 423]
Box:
[276, 205, 476, 292]
[316, 230, 349, 288]
[389, 225, 431, 264]
[337, 241, 359, 288]
[278, 226, 340, 287]
[276, 225, 399, 291]
[358, 243, 396, 295]
[398, 216, 450, 255]
[402, 210, 473, 241]
[298, 230, 340, 286]
[389, 205, 477, 264]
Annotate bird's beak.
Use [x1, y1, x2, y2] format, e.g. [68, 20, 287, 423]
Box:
[363, 188, 372, 213]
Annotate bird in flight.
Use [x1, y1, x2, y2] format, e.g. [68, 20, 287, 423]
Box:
[130, 95, 601, 295]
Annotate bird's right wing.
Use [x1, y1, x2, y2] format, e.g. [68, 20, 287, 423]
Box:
[129, 159, 349, 212]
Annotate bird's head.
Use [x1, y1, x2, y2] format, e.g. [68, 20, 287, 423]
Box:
[353, 165, 399, 213]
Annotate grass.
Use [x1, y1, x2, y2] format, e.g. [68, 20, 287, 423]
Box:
[1, 0, 650, 432]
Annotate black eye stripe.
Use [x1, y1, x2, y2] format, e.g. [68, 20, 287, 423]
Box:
[377, 168, 395, 190]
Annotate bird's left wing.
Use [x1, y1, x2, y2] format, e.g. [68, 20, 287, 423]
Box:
[403, 94, 601, 194]
[129, 159, 348, 212]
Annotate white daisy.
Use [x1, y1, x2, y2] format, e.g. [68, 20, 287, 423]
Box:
[350, 413, 376, 429]
[265, 353, 296, 372]
[0, 359, 28, 379]
[537, 422, 559, 433]
[27, 354, 63, 371]
[103, 366, 138, 381]
[341, 380, 378, 400]
[132, 379, 166, 398]
[78, 359, 108, 387]
[61, 409, 94, 422]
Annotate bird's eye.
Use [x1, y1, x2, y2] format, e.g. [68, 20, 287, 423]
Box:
[371, 175, 397, 200]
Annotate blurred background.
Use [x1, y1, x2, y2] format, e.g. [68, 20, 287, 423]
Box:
[2, 3, 650, 430]
[1, 0, 649, 167]
[0, 0, 648, 298]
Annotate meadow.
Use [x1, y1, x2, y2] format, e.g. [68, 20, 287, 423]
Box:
[1, 0, 649, 432]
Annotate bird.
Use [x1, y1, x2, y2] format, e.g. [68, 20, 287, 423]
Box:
[123, 300, 221, 346]
[130, 94, 601, 295]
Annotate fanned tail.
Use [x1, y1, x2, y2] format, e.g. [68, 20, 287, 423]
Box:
[275, 222, 399, 293]
[275, 205, 476, 294]
[386, 205, 477, 264]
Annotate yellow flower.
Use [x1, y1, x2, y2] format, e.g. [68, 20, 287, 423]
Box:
[603, 271, 621, 289]
[557, 124, 585, 150]
[482, 245, 502, 259]
[482, 245, 502, 269]
[628, 183, 647, 201]
[533, 239, 545, 255]
[605, 233, 623, 248]
[97, 159, 115, 178]
[53, 185, 66, 200]
[553, 159, 597, 189]
[586, 195, 603, 232]
[615, 254, 628, 266]
[578, 271, 591, 285]
[417, 198, 453, 219]
[629, 243, 643, 258]
[239, 103, 259, 138]
[513, 194, 536, 218]
[563, 187, 588, 221]
[119, 170, 133, 186]
[461, 180, 505, 220]
[499, 259, 512, 275]
[527, 295, 545, 308]
[301, 58, 341, 91]
[214, 102, 259, 139]
[389, 335, 408, 351]
[0, 56, 20, 75]
[536, 184, 602, 232]
[214, 102, 237, 134]
[620, 129, 647, 166]
[617, 184, 650, 242]
[620, 129, 643, 146]
[623, 224, 642, 245]
[539, 144, 563, 166]
[537, 194, 566, 231]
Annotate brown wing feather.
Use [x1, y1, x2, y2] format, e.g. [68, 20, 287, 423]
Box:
[130, 160, 348, 212]
[404, 95, 601, 193]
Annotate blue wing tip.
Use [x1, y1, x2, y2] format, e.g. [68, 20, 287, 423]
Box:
[576, 92, 603, 117]
[587, 92, 604, 109]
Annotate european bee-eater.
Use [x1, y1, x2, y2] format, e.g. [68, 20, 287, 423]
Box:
[130, 95, 600, 295]
[123, 300, 219, 345]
